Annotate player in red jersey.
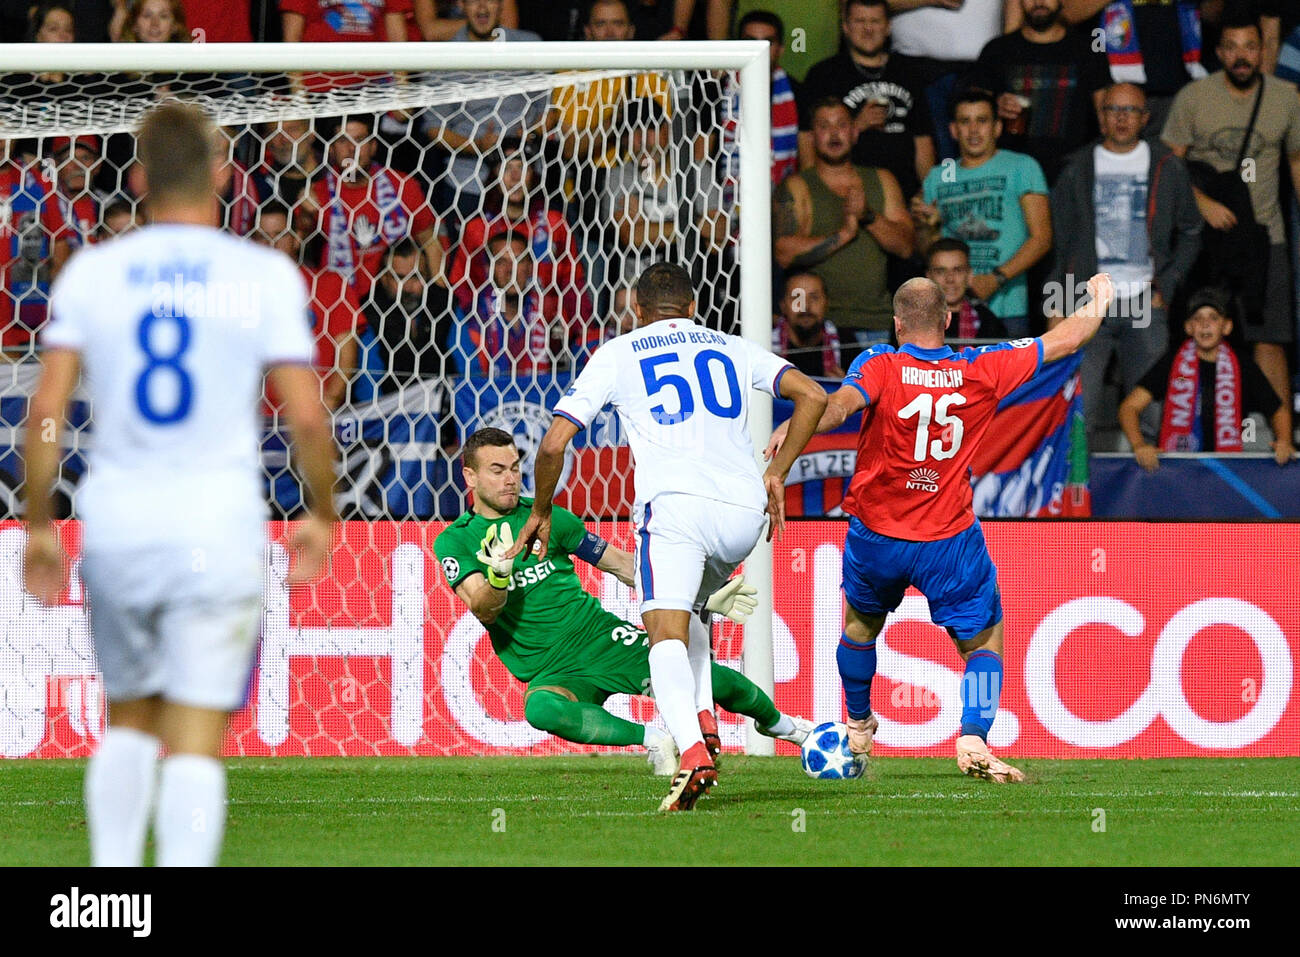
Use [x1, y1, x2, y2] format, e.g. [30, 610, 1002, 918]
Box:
[768, 272, 1114, 781]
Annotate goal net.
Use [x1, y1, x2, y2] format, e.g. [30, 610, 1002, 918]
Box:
[0, 42, 777, 760]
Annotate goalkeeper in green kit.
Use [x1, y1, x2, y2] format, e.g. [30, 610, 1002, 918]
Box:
[436, 428, 812, 773]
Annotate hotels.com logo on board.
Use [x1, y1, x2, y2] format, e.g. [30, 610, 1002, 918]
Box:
[1, 522, 1296, 759]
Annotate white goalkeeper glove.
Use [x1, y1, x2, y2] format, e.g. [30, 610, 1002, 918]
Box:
[704, 576, 759, 625]
[476, 523, 516, 590]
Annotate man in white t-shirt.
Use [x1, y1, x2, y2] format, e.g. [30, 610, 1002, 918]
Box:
[23, 103, 339, 867]
[507, 262, 827, 812]
[1048, 82, 1201, 450]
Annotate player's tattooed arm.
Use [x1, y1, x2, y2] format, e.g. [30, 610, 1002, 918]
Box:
[455, 574, 508, 625]
[595, 545, 636, 587]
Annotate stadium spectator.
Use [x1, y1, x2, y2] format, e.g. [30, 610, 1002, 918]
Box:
[421, 1, 544, 222]
[885, 0, 1008, 160]
[448, 146, 592, 330]
[717, 9, 800, 189]
[602, 98, 733, 293]
[253, 204, 366, 411]
[413, 0, 519, 39]
[969, 0, 1112, 184]
[798, 0, 935, 202]
[774, 97, 914, 357]
[926, 237, 1009, 340]
[48, 136, 106, 251]
[542, 0, 675, 265]
[0, 140, 72, 351]
[181, 0, 250, 42]
[29, 2, 74, 43]
[298, 114, 443, 297]
[1050, 82, 1201, 450]
[118, 0, 187, 41]
[1118, 288, 1293, 465]
[454, 230, 570, 377]
[1162, 10, 1300, 412]
[1056, 0, 1209, 136]
[217, 127, 259, 237]
[96, 199, 141, 240]
[363, 238, 454, 395]
[913, 89, 1051, 336]
[280, 0, 408, 43]
[772, 271, 844, 378]
[252, 119, 320, 208]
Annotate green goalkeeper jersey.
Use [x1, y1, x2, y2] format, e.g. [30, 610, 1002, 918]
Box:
[435, 499, 619, 682]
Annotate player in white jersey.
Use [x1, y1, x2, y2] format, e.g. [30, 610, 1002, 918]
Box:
[23, 103, 338, 866]
[509, 262, 827, 811]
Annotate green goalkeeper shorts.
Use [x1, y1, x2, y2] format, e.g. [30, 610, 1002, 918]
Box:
[525, 612, 652, 706]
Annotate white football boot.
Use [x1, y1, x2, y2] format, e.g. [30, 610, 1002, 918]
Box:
[956, 734, 1025, 783]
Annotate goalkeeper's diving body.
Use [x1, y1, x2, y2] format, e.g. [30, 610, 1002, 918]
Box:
[436, 428, 812, 774]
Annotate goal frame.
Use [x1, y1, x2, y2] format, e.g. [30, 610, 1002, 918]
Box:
[0, 40, 777, 756]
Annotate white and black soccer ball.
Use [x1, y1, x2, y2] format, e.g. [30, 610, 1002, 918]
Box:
[800, 722, 866, 780]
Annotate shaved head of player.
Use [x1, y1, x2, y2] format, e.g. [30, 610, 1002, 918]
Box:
[891, 277, 951, 346]
[24, 102, 337, 866]
[462, 429, 522, 517]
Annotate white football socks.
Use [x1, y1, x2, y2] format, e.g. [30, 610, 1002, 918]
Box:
[155, 755, 226, 867]
[688, 614, 714, 715]
[765, 714, 797, 737]
[85, 727, 160, 867]
[648, 640, 704, 754]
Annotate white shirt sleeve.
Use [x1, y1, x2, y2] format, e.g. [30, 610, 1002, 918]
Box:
[741, 337, 795, 398]
[258, 254, 314, 366]
[41, 250, 92, 350]
[553, 342, 618, 428]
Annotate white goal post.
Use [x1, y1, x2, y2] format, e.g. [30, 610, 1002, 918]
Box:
[0, 40, 778, 755]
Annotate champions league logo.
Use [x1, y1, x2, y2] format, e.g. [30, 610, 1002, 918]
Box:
[476, 401, 575, 497]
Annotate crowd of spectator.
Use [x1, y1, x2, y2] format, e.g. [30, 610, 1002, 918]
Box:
[0, 0, 1298, 471]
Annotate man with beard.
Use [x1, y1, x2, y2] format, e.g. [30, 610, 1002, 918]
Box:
[774, 98, 914, 360]
[455, 230, 569, 377]
[971, 0, 1112, 185]
[298, 114, 442, 301]
[772, 271, 844, 379]
[49, 135, 106, 251]
[365, 237, 454, 395]
[1162, 10, 1300, 414]
[797, 0, 935, 202]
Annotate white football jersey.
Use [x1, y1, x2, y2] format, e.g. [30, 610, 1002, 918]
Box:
[42, 223, 314, 553]
[554, 317, 793, 515]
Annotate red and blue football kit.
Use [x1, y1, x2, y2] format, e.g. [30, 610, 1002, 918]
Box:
[837, 339, 1042, 642]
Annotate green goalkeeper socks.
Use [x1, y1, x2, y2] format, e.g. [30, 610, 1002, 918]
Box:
[524, 690, 646, 747]
[710, 664, 781, 728]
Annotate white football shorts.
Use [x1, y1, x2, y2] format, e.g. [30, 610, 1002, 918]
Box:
[633, 493, 768, 615]
[79, 543, 263, 712]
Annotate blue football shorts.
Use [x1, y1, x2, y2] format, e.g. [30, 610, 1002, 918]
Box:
[841, 516, 1003, 643]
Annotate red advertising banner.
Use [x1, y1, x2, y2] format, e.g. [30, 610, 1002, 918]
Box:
[3, 521, 1296, 759]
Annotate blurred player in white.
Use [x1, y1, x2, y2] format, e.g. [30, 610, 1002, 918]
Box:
[23, 103, 338, 866]
[510, 262, 827, 811]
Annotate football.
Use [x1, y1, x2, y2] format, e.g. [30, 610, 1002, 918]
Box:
[800, 722, 867, 780]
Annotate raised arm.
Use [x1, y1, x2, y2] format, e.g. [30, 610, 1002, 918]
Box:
[454, 573, 509, 626]
[1040, 273, 1115, 364]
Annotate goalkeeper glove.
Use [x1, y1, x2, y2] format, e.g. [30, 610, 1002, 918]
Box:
[704, 576, 759, 625]
[476, 523, 516, 590]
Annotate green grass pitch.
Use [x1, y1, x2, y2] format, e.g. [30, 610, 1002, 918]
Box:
[3, 756, 1299, 866]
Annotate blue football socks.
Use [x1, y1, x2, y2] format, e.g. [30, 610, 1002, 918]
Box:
[960, 649, 1003, 740]
[837, 634, 877, 720]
